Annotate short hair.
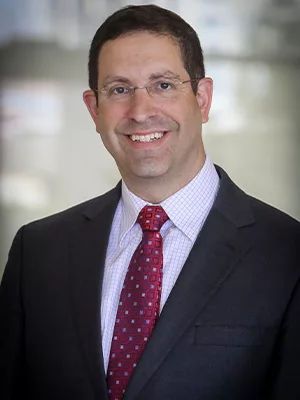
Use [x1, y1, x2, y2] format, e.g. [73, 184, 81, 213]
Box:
[88, 4, 205, 95]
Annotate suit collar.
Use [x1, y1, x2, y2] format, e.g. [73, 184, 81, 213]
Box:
[213, 165, 255, 228]
[81, 181, 121, 221]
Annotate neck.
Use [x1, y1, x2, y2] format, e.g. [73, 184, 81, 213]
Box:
[123, 155, 206, 204]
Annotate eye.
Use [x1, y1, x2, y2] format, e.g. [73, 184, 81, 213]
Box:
[156, 82, 174, 91]
[109, 85, 130, 96]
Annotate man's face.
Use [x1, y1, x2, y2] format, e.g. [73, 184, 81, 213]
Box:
[84, 32, 213, 191]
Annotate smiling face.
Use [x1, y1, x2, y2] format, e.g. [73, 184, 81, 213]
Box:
[83, 32, 213, 201]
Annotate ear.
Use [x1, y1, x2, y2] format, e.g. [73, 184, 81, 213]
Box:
[83, 90, 99, 126]
[196, 78, 213, 123]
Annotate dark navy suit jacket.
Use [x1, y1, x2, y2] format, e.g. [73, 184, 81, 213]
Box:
[1, 166, 300, 399]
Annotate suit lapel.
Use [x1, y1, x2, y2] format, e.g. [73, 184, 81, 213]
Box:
[68, 184, 121, 399]
[123, 167, 256, 400]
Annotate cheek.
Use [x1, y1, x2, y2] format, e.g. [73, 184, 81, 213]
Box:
[182, 95, 200, 117]
[166, 95, 199, 124]
[97, 107, 121, 137]
[96, 107, 130, 157]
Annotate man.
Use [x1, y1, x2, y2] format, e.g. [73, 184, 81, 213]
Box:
[0, 4, 299, 400]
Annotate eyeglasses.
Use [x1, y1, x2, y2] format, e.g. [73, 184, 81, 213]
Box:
[93, 78, 202, 102]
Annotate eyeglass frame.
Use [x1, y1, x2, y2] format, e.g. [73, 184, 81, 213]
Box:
[92, 77, 203, 100]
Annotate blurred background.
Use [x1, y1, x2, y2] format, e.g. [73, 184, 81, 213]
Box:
[1, 0, 300, 279]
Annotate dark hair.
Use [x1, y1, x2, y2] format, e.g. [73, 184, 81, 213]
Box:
[88, 4, 205, 95]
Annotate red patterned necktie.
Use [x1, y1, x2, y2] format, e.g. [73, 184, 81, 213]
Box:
[107, 205, 169, 400]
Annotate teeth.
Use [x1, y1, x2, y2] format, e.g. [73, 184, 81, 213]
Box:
[130, 132, 165, 142]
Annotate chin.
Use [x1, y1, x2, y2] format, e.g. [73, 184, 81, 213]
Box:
[129, 159, 169, 179]
[132, 167, 169, 180]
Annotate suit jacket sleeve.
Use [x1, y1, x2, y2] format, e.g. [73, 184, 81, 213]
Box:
[0, 227, 26, 400]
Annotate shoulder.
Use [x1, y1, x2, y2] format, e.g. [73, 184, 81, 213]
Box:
[216, 165, 299, 231]
[215, 165, 300, 258]
[247, 195, 300, 267]
[249, 194, 299, 234]
[21, 183, 121, 236]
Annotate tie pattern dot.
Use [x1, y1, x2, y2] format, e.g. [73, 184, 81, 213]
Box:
[107, 205, 169, 400]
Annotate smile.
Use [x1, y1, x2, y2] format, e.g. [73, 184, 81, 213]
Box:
[129, 132, 166, 142]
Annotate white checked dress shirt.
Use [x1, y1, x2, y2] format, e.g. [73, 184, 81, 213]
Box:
[101, 155, 220, 372]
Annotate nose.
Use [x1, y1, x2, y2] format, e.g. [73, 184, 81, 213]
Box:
[126, 87, 158, 124]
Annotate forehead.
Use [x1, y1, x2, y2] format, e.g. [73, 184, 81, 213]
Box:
[97, 32, 186, 82]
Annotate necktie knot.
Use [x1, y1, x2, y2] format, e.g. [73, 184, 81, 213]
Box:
[137, 205, 169, 232]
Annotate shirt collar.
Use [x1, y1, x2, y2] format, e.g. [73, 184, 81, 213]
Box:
[119, 154, 219, 243]
[161, 155, 219, 241]
[119, 183, 148, 243]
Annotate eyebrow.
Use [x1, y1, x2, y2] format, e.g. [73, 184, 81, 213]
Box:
[102, 76, 132, 86]
[149, 70, 181, 81]
[102, 70, 182, 86]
